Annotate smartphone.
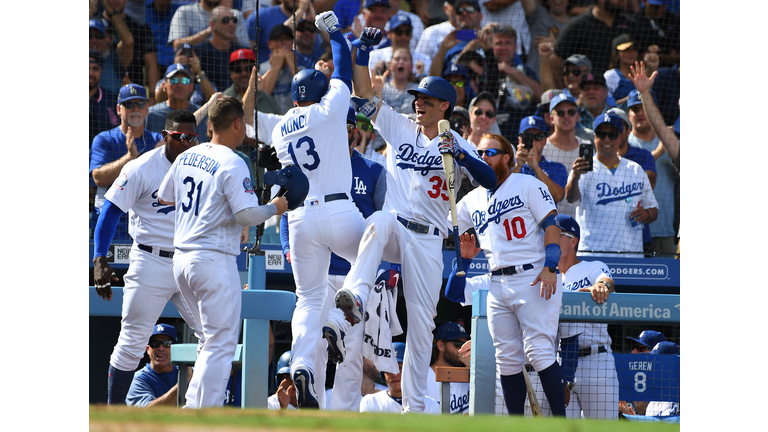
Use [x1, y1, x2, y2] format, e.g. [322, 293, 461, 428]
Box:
[456, 29, 477, 41]
[181, 46, 193, 58]
[579, 143, 594, 172]
[521, 134, 534, 150]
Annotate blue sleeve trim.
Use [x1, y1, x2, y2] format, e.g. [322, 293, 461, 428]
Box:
[460, 154, 496, 190]
[445, 258, 473, 303]
[330, 31, 353, 92]
[93, 200, 125, 257]
[279, 213, 290, 257]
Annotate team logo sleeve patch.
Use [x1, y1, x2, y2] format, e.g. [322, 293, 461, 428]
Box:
[243, 177, 255, 194]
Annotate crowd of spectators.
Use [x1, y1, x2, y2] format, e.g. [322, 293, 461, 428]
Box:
[89, 0, 680, 256]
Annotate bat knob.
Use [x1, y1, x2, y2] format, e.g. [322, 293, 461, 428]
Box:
[456, 271, 466, 277]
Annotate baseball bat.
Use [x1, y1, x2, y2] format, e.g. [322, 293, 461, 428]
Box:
[522, 366, 543, 417]
[438, 119, 465, 277]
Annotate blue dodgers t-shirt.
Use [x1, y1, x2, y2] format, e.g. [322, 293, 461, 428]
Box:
[126, 364, 179, 407]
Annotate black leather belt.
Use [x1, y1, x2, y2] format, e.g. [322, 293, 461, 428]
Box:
[579, 345, 608, 357]
[138, 244, 174, 258]
[491, 264, 534, 276]
[396, 216, 439, 236]
[298, 192, 348, 207]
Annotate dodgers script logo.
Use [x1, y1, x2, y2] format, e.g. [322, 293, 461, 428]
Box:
[151, 190, 175, 214]
[472, 195, 525, 234]
[565, 276, 592, 292]
[595, 181, 643, 205]
[394, 143, 443, 175]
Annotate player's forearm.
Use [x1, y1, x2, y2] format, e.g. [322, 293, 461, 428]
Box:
[93, 200, 124, 257]
[147, 384, 178, 406]
[445, 258, 473, 303]
[234, 204, 278, 227]
[329, 30, 352, 90]
[543, 221, 560, 247]
[460, 154, 497, 190]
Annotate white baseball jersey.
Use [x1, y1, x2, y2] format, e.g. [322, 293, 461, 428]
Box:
[105, 146, 176, 248]
[455, 174, 557, 270]
[267, 393, 297, 410]
[426, 367, 470, 414]
[575, 157, 658, 257]
[273, 78, 353, 198]
[558, 260, 613, 347]
[158, 143, 262, 256]
[359, 390, 441, 414]
[375, 103, 482, 236]
[542, 138, 590, 218]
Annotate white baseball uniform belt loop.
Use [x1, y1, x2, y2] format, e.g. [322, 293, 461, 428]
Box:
[395, 215, 440, 236]
[578, 344, 609, 358]
[137, 243, 175, 258]
[298, 192, 349, 208]
[490, 263, 534, 276]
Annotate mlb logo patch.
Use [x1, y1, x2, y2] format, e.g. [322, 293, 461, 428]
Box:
[115, 173, 128, 190]
[309, 199, 319, 206]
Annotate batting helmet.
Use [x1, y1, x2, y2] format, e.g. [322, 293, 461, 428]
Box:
[275, 350, 293, 388]
[407, 76, 457, 118]
[291, 69, 329, 103]
[264, 164, 309, 210]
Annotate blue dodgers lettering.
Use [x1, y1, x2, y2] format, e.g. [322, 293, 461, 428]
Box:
[565, 276, 592, 292]
[450, 393, 470, 413]
[594, 181, 643, 205]
[394, 143, 443, 175]
[280, 114, 307, 136]
[182, 152, 220, 175]
[151, 190, 175, 214]
[475, 195, 525, 234]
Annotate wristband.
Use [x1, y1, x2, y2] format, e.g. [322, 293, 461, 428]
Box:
[356, 96, 381, 118]
[544, 243, 560, 269]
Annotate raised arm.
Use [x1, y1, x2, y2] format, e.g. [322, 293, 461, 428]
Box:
[350, 28, 384, 123]
[628, 61, 679, 162]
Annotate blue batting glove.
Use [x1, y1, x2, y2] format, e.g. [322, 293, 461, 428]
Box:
[351, 27, 383, 52]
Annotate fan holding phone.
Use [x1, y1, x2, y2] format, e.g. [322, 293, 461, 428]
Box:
[511, 116, 568, 203]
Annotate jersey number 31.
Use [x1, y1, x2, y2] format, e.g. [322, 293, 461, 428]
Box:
[181, 176, 204, 216]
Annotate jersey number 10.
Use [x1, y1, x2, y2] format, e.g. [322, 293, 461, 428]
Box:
[502, 216, 526, 240]
[181, 176, 204, 216]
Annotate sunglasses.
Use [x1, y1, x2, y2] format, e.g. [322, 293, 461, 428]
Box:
[629, 105, 643, 113]
[357, 122, 371, 131]
[561, 231, 575, 238]
[555, 108, 577, 117]
[595, 130, 620, 140]
[563, 68, 583, 77]
[220, 16, 238, 25]
[473, 109, 495, 119]
[230, 64, 255, 74]
[448, 80, 466, 88]
[204, 0, 221, 6]
[90, 33, 106, 40]
[451, 341, 465, 349]
[477, 148, 506, 157]
[164, 130, 199, 143]
[456, 6, 477, 14]
[522, 132, 546, 142]
[346, 124, 355, 132]
[297, 24, 318, 33]
[392, 27, 412, 36]
[168, 76, 191, 85]
[148, 340, 173, 348]
[122, 101, 147, 109]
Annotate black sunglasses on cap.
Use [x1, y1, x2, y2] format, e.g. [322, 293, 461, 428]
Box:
[148, 340, 173, 348]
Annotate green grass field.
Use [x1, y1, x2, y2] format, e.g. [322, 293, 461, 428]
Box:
[89, 405, 680, 432]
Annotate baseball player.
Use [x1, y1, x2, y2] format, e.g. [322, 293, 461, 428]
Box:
[645, 342, 680, 417]
[278, 107, 387, 411]
[428, 322, 471, 414]
[158, 96, 288, 408]
[554, 214, 619, 420]
[271, 11, 368, 409]
[269, 350, 298, 410]
[359, 342, 441, 414]
[333, 26, 497, 413]
[93, 109, 203, 405]
[452, 132, 566, 416]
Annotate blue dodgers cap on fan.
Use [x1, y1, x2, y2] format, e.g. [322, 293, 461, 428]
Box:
[435, 322, 470, 342]
[347, 106, 356, 125]
[392, 342, 406, 362]
[651, 341, 679, 355]
[627, 89, 657, 108]
[443, 63, 469, 80]
[673, 117, 680, 134]
[118, 83, 148, 103]
[594, 112, 624, 133]
[389, 12, 412, 30]
[555, 214, 580, 240]
[519, 115, 549, 134]
[646, 0, 669, 5]
[89, 19, 106, 34]
[627, 330, 666, 348]
[151, 324, 178, 342]
[165, 63, 192, 79]
[365, 0, 390, 8]
[549, 93, 578, 113]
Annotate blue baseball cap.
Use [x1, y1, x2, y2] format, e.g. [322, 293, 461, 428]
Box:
[442, 63, 469, 80]
[347, 107, 356, 125]
[151, 323, 178, 342]
[651, 341, 679, 355]
[549, 93, 578, 113]
[392, 342, 406, 362]
[627, 330, 666, 348]
[627, 89, 657, 108]
[389, 12, 412, 31]
[607, 107, 631, 130]
[364, 0, 389, 9]
[555, 214, 580, 240]
[118, 83, 148, 104]
[594, 112, 624, 133]
[89, 19, 106, 34]
[165, 63, 192, 79]
[646, 0, 668, 5]
[436, 322, 470, 342]
[519, 115, 549, 134]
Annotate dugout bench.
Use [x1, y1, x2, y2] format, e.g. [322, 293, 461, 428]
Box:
[88, 276, 296, 409]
